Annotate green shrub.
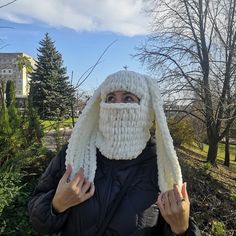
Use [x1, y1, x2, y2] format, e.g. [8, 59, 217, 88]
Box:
[168, 118, 195, 147]
[0, 166, 23, 214]
[202, 162, 212, 171]
[0, 169, 39, 235]
[212, 220, 225, 236]
[0, 144, 53, 235]
[230, 193, 236, 207]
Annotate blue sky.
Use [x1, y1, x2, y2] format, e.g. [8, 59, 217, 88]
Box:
[0, 0, 152, 91]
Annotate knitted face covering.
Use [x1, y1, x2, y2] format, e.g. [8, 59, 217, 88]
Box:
[96, 102, 153, 160]
[96, 71, 153, 160]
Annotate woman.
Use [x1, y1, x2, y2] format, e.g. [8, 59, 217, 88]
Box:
[29, 70, 201, 235]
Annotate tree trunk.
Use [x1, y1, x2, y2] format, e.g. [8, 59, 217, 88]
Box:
[224, 129, 230, 167]
[207, 138, 218, 165]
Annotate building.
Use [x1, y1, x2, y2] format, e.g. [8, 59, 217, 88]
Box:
[0, 52, 35, 107]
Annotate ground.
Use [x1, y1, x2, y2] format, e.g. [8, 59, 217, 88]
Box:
[177, 147, 236, 236]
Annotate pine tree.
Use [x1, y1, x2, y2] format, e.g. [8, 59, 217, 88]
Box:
[27, 98, 44, 144]
[0, 106, 11, 136]
[4, 81, 25, 156]
[5, 80, 20, 129]
[30, 33, 75, 119]
[0, 106, 12, 165]
[6, 80, 16, 108]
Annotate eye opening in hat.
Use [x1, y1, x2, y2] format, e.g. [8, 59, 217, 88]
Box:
[105, 90, 140, 104]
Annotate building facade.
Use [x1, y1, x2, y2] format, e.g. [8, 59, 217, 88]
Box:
[0, 52, 35, 107]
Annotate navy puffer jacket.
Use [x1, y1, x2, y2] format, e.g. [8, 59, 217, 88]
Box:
[28, 140, 201, 236]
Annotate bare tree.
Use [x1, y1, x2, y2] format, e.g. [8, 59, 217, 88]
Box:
[136, 0, 236, 165]
[0, 0, 17, 9]
[0, 0, 17, 49]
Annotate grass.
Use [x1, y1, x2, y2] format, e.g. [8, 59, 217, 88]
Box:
[183, 142, 236, 172]
[178, 143, 236, 235]
[40, 118, 78, 130]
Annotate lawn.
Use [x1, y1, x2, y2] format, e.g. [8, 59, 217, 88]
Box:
[183, 142, 236, 172]
[40, 118, 78, 130]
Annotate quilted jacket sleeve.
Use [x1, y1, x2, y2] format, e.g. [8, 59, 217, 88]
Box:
[156, 213, 201, 236]
[28, 145, 69, 235]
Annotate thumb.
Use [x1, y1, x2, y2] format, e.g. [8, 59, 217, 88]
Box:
[182, 182, 189, 201]
[61, 164, 72, 183]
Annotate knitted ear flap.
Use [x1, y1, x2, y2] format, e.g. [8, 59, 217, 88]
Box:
[146, 77, 183, 192]
[65, 86, 102, 182]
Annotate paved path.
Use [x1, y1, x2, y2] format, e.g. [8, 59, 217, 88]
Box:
[44, 127, 72, 151]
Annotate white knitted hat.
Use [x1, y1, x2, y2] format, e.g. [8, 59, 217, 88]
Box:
[65, 70, 182, 192]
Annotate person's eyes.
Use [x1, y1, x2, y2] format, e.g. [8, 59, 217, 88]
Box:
[106, 95, 115, 103]
[124, 95, 140, 103]
[124, 95, 135, 103]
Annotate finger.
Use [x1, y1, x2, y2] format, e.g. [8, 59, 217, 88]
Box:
[76, 173, 85, 190]
[83, 183, 95, 200]
[61, 164, 72, 183]
[173, 184, 183, 202]
[71, 168, 84, 186]
[168, 190, 178, 209]
[157, 192, 165, 211]
[182, 182, 189, 202]
[80, 180, 91, 196]
[163, 191, 171, 214]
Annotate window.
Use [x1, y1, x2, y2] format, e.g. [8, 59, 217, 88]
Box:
[1, 69, 13, 74]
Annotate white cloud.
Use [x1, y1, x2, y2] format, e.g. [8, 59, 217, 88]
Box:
[0, 0, 151, 36]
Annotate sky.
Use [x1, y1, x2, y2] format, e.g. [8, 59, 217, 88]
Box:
[0, 0, 153, 92]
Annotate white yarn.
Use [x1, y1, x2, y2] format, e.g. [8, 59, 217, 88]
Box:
[146, 78, 182, 191]
[65, 88, 101, 182]
[96, 102, 152, 160]
[65, 70, 183, 192]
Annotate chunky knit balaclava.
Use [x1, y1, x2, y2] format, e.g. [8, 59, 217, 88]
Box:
[65, 70, 182, 192]
[96, 71, 153, 160]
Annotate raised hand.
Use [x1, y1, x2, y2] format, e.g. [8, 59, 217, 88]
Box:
[52, 164, 95, 213]
[157, 182, 190, 235]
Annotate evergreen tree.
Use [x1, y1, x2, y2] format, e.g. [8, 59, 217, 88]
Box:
[30, 33, 75, 119]
[6, 80, 16, 108]
[0, 106, 12, 165]
[0, 106, 11, 136]
[5, 80, 20, 128]
[27, 98, 44, 144]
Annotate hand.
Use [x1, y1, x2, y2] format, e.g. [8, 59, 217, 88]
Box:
[157, 182, 190, 235]
[52, 164, 95, 213]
